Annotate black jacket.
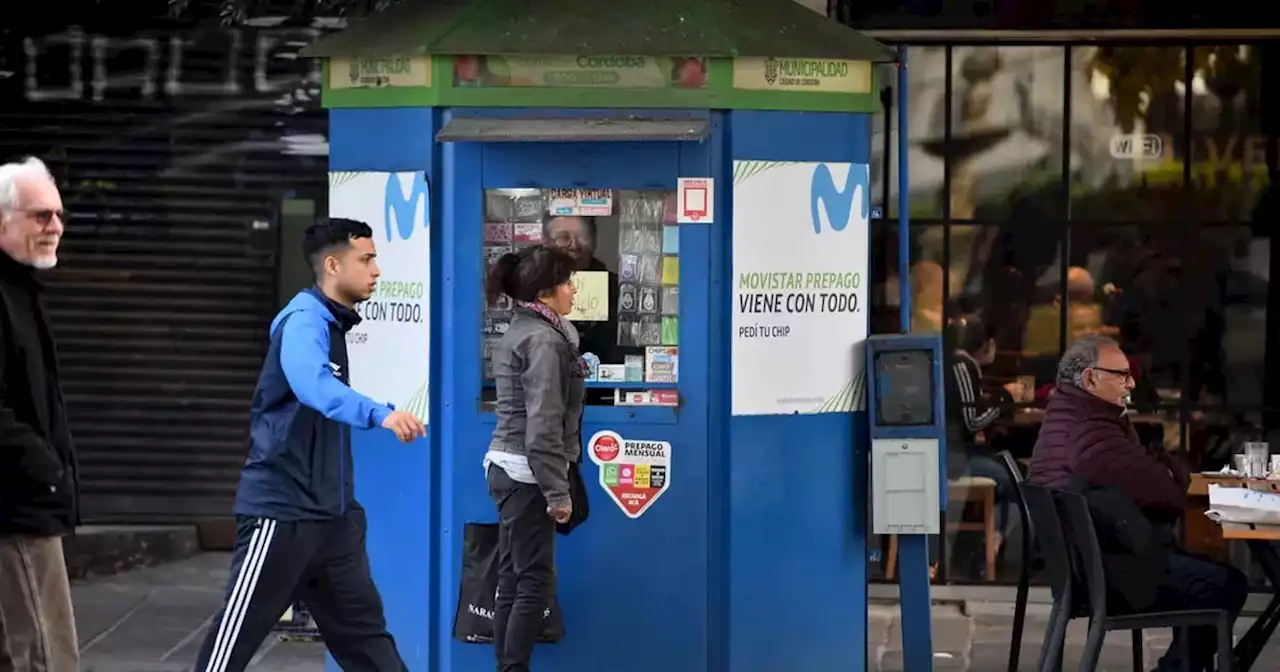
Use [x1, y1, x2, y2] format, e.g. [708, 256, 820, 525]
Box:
[0, 254, 77, 535]
[943, 351, 1012, 478]
[1066, 476, 1175, 613]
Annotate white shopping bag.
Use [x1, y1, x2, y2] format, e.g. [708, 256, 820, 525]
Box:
[1206, 484, 1280, 524]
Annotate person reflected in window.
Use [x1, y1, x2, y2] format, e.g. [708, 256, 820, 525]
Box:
[485, 245, 588, 672]
[1023, 266, 1112, 356]
[543, 215, 622, 366]
[910, 260, 945, 333]
[942, 314, 1024, 576]
[1065, 266, 1107, 342]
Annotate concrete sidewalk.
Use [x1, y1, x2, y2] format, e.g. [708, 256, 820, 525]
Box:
[872, 600, 1280, 671]
[74, 553, 1280, 671]
[75, 553, 324, 672]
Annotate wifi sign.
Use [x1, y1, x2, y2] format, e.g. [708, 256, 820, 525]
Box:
[1110, 134, 1163, 160]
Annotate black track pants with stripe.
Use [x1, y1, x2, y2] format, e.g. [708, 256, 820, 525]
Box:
[193, 506, 406, 672]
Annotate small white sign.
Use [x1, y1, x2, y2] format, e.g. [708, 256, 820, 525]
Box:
[1109, 134, 1163, 160]
[548, 188, 613, 217]
[677, 177, 714, 223]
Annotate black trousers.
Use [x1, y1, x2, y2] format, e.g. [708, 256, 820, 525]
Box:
[1151, 552, 1248, 672]
[193, 506, 406, 672]
[487, 466, 556, 672]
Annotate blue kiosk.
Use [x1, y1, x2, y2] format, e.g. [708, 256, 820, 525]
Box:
[303, 3, 941, 670]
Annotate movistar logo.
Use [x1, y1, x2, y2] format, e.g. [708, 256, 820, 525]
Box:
[810, 163, 869, 235]
[384, 171, 430, 242]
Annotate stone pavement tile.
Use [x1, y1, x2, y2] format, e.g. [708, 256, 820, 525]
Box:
[73, 553, 326, 672]
[964, 611, 1280, 671]
[878, 605, 971, 671]
[81, 588, 223, 659]
[971, 614, 1049, 643]
[868, 602, 896, 646]
[253, 641, 331, 672]
[878, 650, 968, 671]
[969, 642, 1044, 671]
[883, 605, 971, 651]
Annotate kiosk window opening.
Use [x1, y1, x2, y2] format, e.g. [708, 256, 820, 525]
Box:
[481, 188, 680, 408]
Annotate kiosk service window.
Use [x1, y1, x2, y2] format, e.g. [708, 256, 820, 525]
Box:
[482, 188, 680, 405]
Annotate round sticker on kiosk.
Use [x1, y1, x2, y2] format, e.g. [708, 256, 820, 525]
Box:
[592, 434, 620, 462]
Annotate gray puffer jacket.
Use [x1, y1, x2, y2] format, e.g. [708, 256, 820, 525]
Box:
[488, 307, 585, 508]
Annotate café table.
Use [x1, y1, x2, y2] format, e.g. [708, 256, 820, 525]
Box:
[1003, 406, 1167, 428]
[1216, 520, 1280, 670]
[1199, 477, 1280, 670]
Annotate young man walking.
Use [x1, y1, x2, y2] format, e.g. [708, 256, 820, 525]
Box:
[194, 217, 425, 672]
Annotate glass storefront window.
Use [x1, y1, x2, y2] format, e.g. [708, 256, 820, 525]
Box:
[482, 188, 680, 403]
[947, 46, 1066, 222]
[871, 46, 947, 220]
[868, 39, 1280, 588]
[1210, 226, 1269, 407]
[1068, 224, 1187, 396]
[1190, 45, 1266, 225]
[1070, 46, 1189, 221]
[947, 222, 1065, 370]
[868, 222, 947, 335]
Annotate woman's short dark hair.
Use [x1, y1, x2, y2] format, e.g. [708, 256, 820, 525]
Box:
[486, 245, 577, 304]
[946, 313, 992, 355]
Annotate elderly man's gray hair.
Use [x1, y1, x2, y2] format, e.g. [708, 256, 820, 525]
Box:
[1056, 334, 1121, 387]
[0, 157, 54, 219]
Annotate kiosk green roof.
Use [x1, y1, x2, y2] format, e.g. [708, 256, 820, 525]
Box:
[301, 0, 893, 61]
[305, 0, 892, 113]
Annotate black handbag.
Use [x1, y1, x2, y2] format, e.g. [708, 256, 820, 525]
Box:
[451, 522, 565, 643]
[556, 460, 590, 536]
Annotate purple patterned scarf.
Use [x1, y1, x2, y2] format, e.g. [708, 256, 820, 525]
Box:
[518, 301, 592, 379]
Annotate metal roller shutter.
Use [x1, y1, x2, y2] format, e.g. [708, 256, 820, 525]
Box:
[0, 19, 333, 522]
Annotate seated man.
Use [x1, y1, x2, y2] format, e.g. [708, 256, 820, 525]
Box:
[1028, 334, 1246, 672]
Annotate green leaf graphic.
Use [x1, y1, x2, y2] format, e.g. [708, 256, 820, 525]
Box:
[732, 160, 798, 185]
[328, 171, 362, 189]
[402, 381, 430, 424]
[815, 369, 867, 414]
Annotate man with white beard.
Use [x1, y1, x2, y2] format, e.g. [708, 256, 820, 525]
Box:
[0, 157, 79, 672]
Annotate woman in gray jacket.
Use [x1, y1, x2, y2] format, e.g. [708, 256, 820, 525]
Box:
[484, 245, 587, 672]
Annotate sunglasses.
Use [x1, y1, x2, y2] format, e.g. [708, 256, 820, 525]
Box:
[24, 209, 65, 226]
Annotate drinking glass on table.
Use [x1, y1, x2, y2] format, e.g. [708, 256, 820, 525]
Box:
[1244, 442, 1269, 478]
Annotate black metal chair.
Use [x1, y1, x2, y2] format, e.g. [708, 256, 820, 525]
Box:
[1020, 483, 1079, 672]
[994, 450, 1032, 672]
[1044, 486, 1233, 670]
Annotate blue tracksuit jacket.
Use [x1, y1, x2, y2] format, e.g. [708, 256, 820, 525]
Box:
[234, 288, 392, 520]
